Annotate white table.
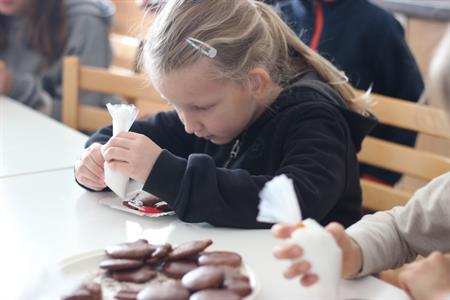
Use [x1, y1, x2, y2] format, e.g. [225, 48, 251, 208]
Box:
[0, 169, 410, 300]
[0, 97, 88, 178]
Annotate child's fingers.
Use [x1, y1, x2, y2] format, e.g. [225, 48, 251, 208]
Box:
[271, 223, 298, 239]
[77, 174, 106, 191]
[300, 273, 319, 287]
[273, 244, 303, 259]
[82, 159, 104, 181]
[325, 222, 346, 247]
[90, 148, 105, 167]
[76, 158, 104, 182]
[102, 146, 130, 163]
[104, 135, 136, 150]
[87, 156, 105, 177]
[107, 160, 131, 176]
[283, 261, 311, 279]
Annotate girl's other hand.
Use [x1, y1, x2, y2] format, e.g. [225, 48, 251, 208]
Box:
[75, 143, 107, 191]
[271, 222, 363, 286]
[101, 131, 162, 184]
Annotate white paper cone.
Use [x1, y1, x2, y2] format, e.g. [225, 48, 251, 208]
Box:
[104, 103, 138, 198]
[289, 219, 342, 298]
[104, 166, 129, 198]
[257, 174, 302, 224]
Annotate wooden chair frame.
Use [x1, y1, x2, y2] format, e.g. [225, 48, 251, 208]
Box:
[62, 56, 169, 132]
[356, 91, 450, 210]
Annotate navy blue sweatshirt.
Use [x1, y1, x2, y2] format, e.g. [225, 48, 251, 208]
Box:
[270, 0, 424, 184]
[84, 74, 377, 229]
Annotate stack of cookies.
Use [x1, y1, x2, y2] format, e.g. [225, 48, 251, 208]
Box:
[63, 239, 253, 300]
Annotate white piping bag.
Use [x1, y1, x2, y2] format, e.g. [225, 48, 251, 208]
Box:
[104, 103, 139, 198]
[257, 174, 342, 298]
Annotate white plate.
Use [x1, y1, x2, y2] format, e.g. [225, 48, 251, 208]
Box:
[59, 249, 260, 300]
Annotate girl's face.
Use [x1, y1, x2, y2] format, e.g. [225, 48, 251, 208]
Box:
[0, 0, 26, 15]
[152, 59, 267, 145]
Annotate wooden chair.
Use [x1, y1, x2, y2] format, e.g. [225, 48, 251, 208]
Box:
[357, 91, 450, 211]
[110, 33, 140, 72]
[62, 56, 170, 132]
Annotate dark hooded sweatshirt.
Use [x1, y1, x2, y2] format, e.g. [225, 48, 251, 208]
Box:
[84, 74, 377, 229]
[270, 0, 424, 184]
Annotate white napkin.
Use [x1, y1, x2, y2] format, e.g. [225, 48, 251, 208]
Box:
[104, 103, 138, 198]
[257, 175, 342, 298]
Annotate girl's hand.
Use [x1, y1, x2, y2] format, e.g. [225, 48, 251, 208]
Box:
[0, 60, 13, 95]
[101, 131, 162, 184]
[271, 222, 363, 286]
[398, 252, 450, 300]
[75, 143, 107, 191]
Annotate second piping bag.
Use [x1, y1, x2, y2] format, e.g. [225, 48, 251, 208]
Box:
[257, 174, 342, 299]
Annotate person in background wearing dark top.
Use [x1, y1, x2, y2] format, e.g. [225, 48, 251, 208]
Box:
[0, 0, 116, 120]
[75, 0, 377, 229]
[264, 0, 424, 185]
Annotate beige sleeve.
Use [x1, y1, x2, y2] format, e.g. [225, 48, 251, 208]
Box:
[347, 172, 450, 277]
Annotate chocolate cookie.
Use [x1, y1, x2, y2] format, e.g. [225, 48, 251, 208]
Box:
[113, 266, 158, 283]
[115, 289, 139, 300]
[181, 265, 224, 291]
[61, 288, 90, 300]
[162, 260, 198, 279]
[167, 240, 213, 261]
[189, 289, 241, 300]
[224, 277, 252, 297]
[99, 259, 143, 271]
[146, 243, 172, 263]
[105, 239, 155, 259]
[137, 281, 190, 300]
[62, 282, 101, 300]
[220, 266, 250, 282]
[198, 251, 242, 267]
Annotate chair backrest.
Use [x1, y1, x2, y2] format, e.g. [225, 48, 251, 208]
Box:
[110, 33, 140, 71]
[62, 56, 170, 132]
[357, 91, 450, 211]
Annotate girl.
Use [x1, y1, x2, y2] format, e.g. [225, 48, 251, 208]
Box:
[272, 28, 450, 300]
[75, 0, 376, 229]
[0, 0, 114, 119]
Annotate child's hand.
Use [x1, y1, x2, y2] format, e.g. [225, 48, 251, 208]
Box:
[271, 222, 363, 286]
[101, 132, 162, 184]
[398, 252, 450, 300]
[0, 60, 13, 95]
[75, 143, 107, 191]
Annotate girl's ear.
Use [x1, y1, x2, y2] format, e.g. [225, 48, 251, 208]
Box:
[248, 67, 272, 101]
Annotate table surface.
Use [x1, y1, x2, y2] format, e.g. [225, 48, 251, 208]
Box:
[0, 97, 88, 178]
[0, 169, 410, 300]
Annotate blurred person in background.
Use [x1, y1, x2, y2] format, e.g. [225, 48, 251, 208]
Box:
[0, 0, 116, 120]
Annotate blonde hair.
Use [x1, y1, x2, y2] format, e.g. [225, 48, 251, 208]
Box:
[425, 27, 450, 114]
[143, 0, 370, 114]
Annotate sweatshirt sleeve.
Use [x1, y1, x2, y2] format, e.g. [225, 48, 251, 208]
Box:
[143, 105, 350, 228]
[347, 173, 450, 277]
[9, 14, 113, 119]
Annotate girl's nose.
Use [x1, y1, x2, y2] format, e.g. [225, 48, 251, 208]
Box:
[182, 112, 201, 135]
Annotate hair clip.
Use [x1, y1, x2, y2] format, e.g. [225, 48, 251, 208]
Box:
[185, 37, 217, 59]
